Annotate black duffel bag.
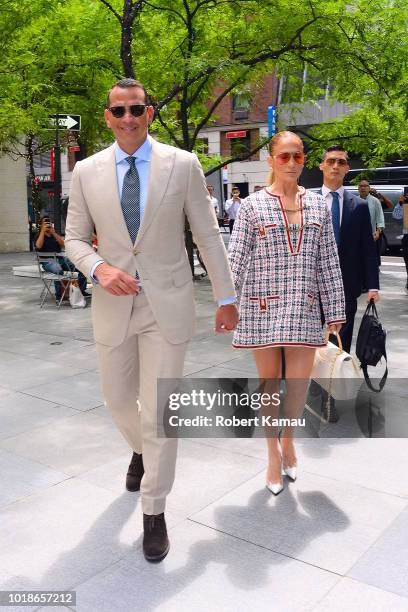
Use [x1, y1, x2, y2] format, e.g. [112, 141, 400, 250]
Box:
[356, 300, 388, 392]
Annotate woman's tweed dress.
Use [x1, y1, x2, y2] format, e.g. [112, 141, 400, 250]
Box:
[228, 187, 346, 349]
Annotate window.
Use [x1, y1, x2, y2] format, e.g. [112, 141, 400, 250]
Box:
[230, 133, 251, 158]
[232, 92, 251, 120]
[279, 68, 330, 103]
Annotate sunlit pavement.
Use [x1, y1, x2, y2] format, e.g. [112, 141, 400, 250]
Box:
[0, 251, 407, 612]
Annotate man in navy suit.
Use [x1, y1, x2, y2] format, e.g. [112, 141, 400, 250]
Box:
[319, 145, 379, 353]
[316, 146, 379, 422]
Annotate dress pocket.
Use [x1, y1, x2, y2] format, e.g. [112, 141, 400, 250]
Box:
[249, 295, 279, 311]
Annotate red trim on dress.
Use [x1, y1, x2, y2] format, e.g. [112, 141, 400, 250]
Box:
[277, 195, 295, 254]
[254, 224, 278, 239]
[297, 192, 305, 254]
[232, 341, 326, 349]
[249, 295, 279, 311]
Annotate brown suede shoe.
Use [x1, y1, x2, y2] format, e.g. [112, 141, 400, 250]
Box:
[143, 513, 170, 562]
[126, 452, 144, 492]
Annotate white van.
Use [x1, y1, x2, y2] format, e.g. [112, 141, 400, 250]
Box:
[344, 185, 405, 250]
[309, 185, 406, 251]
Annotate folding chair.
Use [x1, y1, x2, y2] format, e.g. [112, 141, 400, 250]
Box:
[35, 252, 79, 308]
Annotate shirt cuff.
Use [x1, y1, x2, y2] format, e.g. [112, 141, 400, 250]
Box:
[90, 259, 105, 283]
[368, 289, 379, 292]
[218, 297, 237, 307]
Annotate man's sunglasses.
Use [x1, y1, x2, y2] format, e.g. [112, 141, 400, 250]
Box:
[107, 104, 148, 118]
[325, 157, 348, 166]
[274, 152, 305, 165]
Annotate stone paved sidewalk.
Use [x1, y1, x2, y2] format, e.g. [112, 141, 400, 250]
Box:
[0, 251, 407, 612]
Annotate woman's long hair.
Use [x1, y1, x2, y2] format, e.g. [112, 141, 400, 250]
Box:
[267, 131, 304, 185]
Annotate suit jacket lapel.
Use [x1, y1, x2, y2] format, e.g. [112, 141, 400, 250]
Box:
[340, 190, 353, 244]
[95, 144, 134, 248]
[135, 139, 176, 245]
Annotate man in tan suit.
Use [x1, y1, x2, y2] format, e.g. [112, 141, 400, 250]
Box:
[65, 78, 238, 562]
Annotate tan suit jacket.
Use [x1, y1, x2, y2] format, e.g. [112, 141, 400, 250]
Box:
[65, 138, 235, 347]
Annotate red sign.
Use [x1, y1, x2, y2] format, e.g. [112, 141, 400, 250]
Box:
[226, 130, 247, 139]
[50, 148, 55, 181]
[69, 145, 81, 152]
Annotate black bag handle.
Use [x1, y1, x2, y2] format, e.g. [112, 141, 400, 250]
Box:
[360, 298, 387, 392]
[362, 363, 388, 393]
[364, 298, 379, 319]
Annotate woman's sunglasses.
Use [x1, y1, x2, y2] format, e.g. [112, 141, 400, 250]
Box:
[274, 152, 305, 165]
[107, 104, 148, 118]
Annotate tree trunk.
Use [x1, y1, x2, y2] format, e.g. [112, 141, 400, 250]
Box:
[26, 135, 42, 223]
[121, 0, 135, 77]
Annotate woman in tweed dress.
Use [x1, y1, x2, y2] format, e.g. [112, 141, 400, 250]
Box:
[228, 131, 345, 495]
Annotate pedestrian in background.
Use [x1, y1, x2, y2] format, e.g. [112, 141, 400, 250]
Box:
[392, 193, 408, 290]
[35, 216, 89, 303]
[207, 184, 219, 216]
[225, 186, 241, 233]
[358, 179, 385, 267]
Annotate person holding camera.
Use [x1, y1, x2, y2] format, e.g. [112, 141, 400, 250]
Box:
[35, 216, 89, 302]
[369, 187, 394, 211]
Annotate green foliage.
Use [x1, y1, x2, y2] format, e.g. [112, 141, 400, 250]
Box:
[0, 0, 406, 171]
[303, 0, 408, 164]
[0, 0, 120, 156]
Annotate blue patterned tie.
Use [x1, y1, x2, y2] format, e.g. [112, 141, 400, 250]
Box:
[331, 191, 341, 246]
[121, 156, 140, 244]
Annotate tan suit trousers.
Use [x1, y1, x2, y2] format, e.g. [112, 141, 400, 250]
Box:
[96, 292, 188, 515]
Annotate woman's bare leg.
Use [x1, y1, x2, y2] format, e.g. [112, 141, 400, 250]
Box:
[281, 347, 316, 469]
[253, 347, 282, 485]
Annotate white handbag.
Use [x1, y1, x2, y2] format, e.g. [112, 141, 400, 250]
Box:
[312, 331, 363, 401]
[69, 282, 86, 309]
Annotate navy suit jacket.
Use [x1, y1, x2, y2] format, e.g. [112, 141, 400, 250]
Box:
[320, 189, 379, 301]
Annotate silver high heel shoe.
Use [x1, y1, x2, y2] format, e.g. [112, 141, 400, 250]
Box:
[282, 464, 297, 481]
[266, 451, 284, 495]
[266, 480, 284, 495]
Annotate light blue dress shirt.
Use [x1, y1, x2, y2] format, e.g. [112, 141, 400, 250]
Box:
[91, 137, 236, 306]
[114, 137, 151, 216]
[90, 138, 151, 279]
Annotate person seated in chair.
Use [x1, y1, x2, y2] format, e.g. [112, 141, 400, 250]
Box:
[35, 216, 89, 302]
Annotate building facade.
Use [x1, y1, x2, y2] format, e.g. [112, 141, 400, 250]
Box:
[199, 75, 280, 203]
[0, 151, 29, 252]
[198, 72, 357, 205]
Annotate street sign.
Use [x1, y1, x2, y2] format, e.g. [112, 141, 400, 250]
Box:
[268, 105, 277, 138]
[49, 114, 81, 131]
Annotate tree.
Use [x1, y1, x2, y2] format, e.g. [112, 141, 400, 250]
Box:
[0, 0, 123, 220]
[1, 0, 406, 178]
[293, 0, 408, 166]
[96, 0, 405, 173]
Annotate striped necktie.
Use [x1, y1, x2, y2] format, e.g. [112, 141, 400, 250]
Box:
[121, 156, 140, 244]
[330, 191, 341, 246]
